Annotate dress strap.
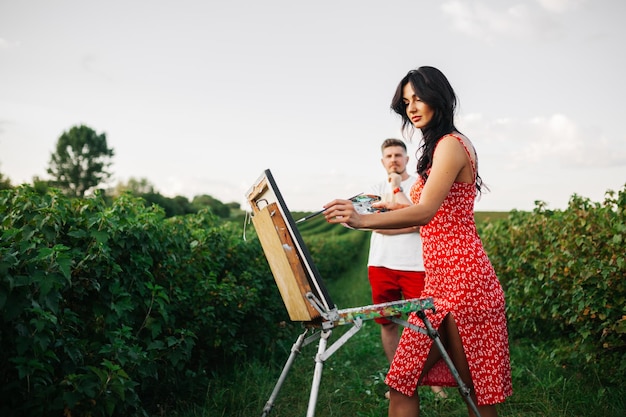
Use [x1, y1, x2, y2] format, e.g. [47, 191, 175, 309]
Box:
[447, 133, 477, 180]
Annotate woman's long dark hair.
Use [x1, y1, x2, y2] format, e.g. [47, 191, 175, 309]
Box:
[391, 66, 485, 194]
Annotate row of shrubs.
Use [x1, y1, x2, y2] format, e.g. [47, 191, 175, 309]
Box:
[0, 186, 368, 417]
[0, 187, 292, 416]
[479, 184, 625, 383]
[2, 182, 623, 416]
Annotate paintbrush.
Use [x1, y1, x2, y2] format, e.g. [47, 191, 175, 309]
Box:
[295, 192, 363, 224]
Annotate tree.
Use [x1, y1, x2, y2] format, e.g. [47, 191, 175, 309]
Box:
[31, 176, 51, 194]
[112, 177, 155, 196]
[47, 125, 115, 197]
[141, 192, 194, 217]
[192, 194, 230, 218]
[0, 167, 11, 190]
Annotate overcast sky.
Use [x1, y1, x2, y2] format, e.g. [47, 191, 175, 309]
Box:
[1, 0, 625, 212]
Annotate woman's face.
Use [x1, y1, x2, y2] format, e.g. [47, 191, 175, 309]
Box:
[402, 82, 434, 129]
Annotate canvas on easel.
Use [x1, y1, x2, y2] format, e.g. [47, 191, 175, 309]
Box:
[245, 169, 335, 323]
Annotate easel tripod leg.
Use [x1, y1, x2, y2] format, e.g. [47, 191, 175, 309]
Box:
[306, 329, 331, 417]
[415, 310, 482, 417]
[261, 329, 309, 417]
[390, 313, 482, 417]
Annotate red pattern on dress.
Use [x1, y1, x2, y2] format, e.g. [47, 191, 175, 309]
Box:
[385, 134, 513, 406]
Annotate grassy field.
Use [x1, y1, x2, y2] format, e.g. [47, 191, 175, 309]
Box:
[474, 211, 511, 223]
[192, 216, 625, 417]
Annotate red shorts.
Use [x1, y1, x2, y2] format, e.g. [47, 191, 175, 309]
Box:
[368, 266, 426, 325]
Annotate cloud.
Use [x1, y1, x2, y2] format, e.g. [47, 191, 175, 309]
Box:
[522, 114, 626, 168]
[458, 113, 626, 169]
[458, 113, 516, 144]
[535, 0, 587, 13]
[441, 1, 561, 42]
[81, 54, 114, 82]
[523, 114, 581, 163]
[0, 37, 20, 49]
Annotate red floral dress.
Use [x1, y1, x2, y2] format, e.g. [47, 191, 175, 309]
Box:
[385, 134, 513, 406]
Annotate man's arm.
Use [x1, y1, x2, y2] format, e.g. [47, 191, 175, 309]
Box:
[374, 173, 417, 235]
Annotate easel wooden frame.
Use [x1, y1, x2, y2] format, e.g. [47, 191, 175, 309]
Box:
[245, 169, 481, 417]
[245, 169, 334, 323]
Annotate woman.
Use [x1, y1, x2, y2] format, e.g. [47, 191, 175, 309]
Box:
[323, 66, 512, 417]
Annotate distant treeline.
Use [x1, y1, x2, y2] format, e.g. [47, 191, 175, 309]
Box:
[0, 124, 241, 218]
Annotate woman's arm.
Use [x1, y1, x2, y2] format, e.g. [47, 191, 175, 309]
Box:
[324, 136, 469, 229]
[373, 226, 420, 235]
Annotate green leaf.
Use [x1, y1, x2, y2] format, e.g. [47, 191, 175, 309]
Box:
[91, 229, 110, 244]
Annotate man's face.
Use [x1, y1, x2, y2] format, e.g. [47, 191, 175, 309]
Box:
[381, 145, 409, 175]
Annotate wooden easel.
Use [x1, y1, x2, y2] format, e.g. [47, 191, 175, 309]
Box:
[245, 170, 481, 417]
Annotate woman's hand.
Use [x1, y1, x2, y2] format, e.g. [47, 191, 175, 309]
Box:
[323, 199, 364, 228]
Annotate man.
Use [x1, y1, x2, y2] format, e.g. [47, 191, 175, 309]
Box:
[367, 138, 445, 399]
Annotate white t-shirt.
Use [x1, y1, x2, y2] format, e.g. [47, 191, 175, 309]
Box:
[367, 175, 424, 271]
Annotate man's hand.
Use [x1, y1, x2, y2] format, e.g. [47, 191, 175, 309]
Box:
[388, 172, 402, 188]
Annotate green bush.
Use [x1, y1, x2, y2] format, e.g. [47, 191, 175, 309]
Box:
[303, 227, 369, 281]
[479, 184, 626, 382]
[0, 187, 288, 416]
